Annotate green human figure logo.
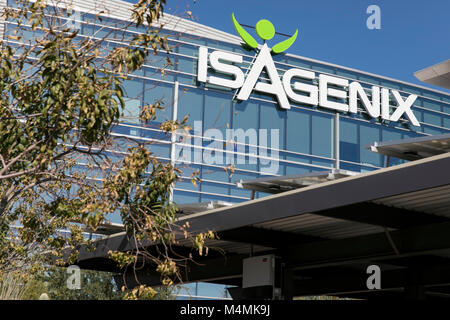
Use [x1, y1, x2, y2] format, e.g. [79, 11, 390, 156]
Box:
[232, 13, 298, 54]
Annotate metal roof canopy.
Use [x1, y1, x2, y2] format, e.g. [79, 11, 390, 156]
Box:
[236, 169, 359, 194]
[177, 152, 450, 235]
[73, 152, 450, 299]
[367, 132, 450, 161]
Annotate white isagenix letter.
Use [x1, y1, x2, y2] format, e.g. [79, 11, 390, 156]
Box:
[282, 69, 318, 106]
[349, 82, 380, 118]
[381, 87, 390, 120]
[197, 46, 208, 83]
[208, 50, 245, 89]
[237, 44, 290, 109]
[319, 74, 349, 112]
[390, 90, 419, 126]
[381, 89, 419, 126]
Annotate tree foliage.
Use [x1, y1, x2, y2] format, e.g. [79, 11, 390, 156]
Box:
[0, 0, 213, 294]
[1, 266, 178, 300]
[30, 267, 123, 300]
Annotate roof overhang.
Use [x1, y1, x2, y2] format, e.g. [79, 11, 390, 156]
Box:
[236, 169, 359, 194]
[367, 133, 450, 161]
[414, 59, 450, 90]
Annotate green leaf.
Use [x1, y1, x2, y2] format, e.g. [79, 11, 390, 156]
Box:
[272, 29, 298, 54]
[231, 13, 258, 49]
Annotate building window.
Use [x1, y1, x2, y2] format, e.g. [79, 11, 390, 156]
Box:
[203, 91, 232, 135]
[259, 102, 286, 150]
[360, 123, 381, 167]
[178, 87, 204, 128]
[311, 113, 333, 158]
[286, 108, 310, 155]
[340, 118, 359, 162]
[143, 80, 174, 124]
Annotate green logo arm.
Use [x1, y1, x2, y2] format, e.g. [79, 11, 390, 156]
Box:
[272, 29, 298, 54]
[232, 13, 258, 49]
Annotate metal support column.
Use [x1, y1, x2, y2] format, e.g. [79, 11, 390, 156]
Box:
[169, 81, 179, 203]
[334, 113, 340, 169]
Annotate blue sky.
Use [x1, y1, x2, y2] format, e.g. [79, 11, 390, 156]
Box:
[125, 0, 450, 93]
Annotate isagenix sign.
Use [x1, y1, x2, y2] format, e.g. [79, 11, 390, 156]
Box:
[196, 14, 420, 127]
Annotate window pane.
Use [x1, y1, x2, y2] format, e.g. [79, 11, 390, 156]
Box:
[121, 79, 143, 125]
[422, 90, 442, 100]
[340, 162, 361, 172]
[402, 85, 422, 96]
[178, 43, 197, 57]
[444, 116, 450, 129]
[123, 78, 143, 99]
[233, 100, 259, 131]
[173, 190, 200, 204]
[285, 162, 312, 175]
[444, 104, 450, 114]
[207, 39, 235, 52]
[380, 127, 403, 166]
[423, 100, 442, 112]
[147, 142, 170, 158]
[178, 87, 204, 127]
[311, 62, 335, 74]
[360, 123, 381, 167]
[144, 80, 174, 123]
[121, 99, 141, 125]
[382, 127, 402, 142]
[287, 108, 310, 155]
[203, 91, 232, 135]
[311, 113, 333, 158]
[358, 74, 380, 86]
[340, 118, 359, 162]
[285, 57, 310, 69]
[175, 164, 202, 191]
[259, 102, 286, 150]
[201, 193, 230, 203]
[230, 172, 257, 198]
[177, 56, 195, 74]
[423, 110, 442, 127]
[335, 69, 359, 80]
[178, 34, 206, 46]
[423, 125, 446, 135]
[380, 80, 401, 90]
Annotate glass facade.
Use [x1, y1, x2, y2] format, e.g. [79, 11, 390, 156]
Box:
[4, 0, 450, 299]
[5, 1, 450, 208]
